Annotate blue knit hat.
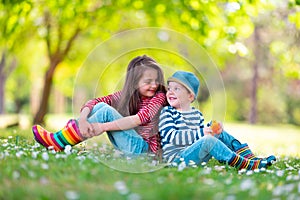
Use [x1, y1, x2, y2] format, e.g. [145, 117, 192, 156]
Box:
[168, 71, 200, 100]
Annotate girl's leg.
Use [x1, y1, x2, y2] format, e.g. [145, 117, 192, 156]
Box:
[177, 135, 268, 170]
[32, 102, 148, 154]
[32, 119, 84, 151]
[32, 103, 124, 151]
[87, 103, 149, 155]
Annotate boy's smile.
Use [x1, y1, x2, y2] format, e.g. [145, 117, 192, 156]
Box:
[167, 81, 194, 111]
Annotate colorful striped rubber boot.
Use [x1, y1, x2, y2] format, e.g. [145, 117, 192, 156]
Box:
[235, 143, 276, 166]
[229, 153, 267, 170]
[32, 119, 84, 151]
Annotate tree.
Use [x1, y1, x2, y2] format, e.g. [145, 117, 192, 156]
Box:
[0, 0, 32, 114]
[247, 2, 300, 124]
[249, 26, 260, 124]
[32, 0, 114, 124]
[29, 0, 300, 125]
[0, 52, 16, 114]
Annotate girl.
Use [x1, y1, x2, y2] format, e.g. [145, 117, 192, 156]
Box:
[159, 71, 276, 170]
[33, 55, 167, 155]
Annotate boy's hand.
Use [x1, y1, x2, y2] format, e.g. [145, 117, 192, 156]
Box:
[203, 127, 212, 135]
[210, 120, 223, 135]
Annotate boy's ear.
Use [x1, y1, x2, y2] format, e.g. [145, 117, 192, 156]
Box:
[188, 93, 195, 102]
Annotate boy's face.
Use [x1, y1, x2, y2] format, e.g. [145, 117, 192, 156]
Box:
[167, 81, 194, 111]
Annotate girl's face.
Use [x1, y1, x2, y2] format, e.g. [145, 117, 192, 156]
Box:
[138, 68, 159, 98]
[167, 81, 194, 111]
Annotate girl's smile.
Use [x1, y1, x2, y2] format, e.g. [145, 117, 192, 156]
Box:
[138, 68, 159, 98]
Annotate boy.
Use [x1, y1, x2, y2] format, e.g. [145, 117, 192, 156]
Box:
[159, 71, 276, 170]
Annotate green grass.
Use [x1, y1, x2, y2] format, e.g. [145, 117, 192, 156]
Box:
[1, 123, 300, 200]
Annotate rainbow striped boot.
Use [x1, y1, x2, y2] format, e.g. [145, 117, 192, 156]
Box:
[228, 153, 267, 170]
[32, 119, 84, 151]
[235, 143, 276, 166]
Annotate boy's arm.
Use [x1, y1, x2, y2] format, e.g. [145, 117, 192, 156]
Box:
[159, 108, 202, 146]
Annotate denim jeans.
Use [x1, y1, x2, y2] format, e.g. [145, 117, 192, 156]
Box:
[217, 130, 242, 151]
[86, 102, 149, 155]
[175, 131, 242, 165]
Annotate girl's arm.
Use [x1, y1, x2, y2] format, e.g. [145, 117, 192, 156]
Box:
[80, 108, 140, 138]
[92, 114, 141, 134]
[78, 107, 95, 138]
[78, 91, 122, 137]
[79, 107, 141, 137]
[80, 91, 121, 112]
[91, 92, 165, 135]
[137, 92, 166, 124]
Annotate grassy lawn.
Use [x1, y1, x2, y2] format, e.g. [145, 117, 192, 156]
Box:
[0, 122, 300, 200]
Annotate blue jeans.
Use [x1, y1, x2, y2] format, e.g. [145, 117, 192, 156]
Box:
[217, 130, 242, 151]
[86, 102, 149, 155]
[175, 131, 242, 165]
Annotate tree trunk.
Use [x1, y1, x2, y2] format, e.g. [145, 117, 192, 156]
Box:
[32, 15, 80, 125]
[0, 52, 6, 114]
[0, 76, 4, 114]
[249, 27, 260, 124]
[33, 59, 59, 125]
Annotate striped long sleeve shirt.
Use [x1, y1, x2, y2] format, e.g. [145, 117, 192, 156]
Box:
[81, 91, 166, 153]
[159, 106, 205, 162]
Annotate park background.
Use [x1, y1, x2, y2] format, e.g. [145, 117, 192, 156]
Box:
[1, 0, 300, 199]
[1, 0, 300, 128]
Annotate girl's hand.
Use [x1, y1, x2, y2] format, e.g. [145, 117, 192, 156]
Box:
[78, 118, 94, 138]
[91, 123, 105, 136]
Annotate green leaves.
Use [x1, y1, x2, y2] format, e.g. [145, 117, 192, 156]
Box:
[289, 12, 300, 29]
[0, 0, 32, 49]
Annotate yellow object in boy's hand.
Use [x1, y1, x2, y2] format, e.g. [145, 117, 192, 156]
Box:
[210, 120, 222, 135]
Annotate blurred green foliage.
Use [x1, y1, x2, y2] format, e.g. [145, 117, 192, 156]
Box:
[0, 0, 300, 125]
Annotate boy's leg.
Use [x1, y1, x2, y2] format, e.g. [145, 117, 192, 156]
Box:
[178, 135, 232, 165]
[218, 131, 276, 165]
[217, 130, 242, 151]
[177, 135, 268, 170]
[87, 103, 149, 155]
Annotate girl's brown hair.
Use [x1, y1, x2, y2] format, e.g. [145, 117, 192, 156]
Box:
[114, 55, 166, 116]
